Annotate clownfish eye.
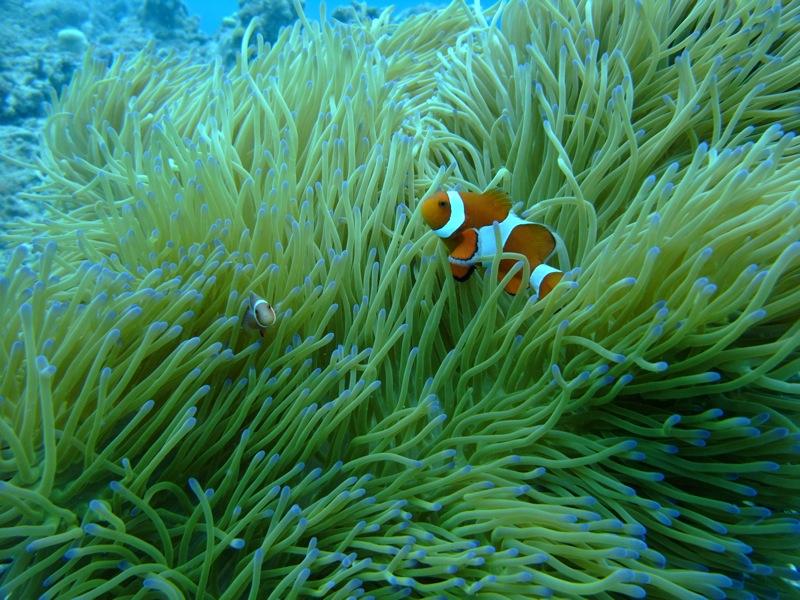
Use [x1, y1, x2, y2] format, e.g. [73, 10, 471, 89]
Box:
[438, 200, 447, 208]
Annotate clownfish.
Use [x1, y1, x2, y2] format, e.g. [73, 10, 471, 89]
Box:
[420, 189, 564, 299]
[243, 292, 276, 337]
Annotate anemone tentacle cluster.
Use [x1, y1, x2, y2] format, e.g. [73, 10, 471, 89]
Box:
[2, 0, 800, 597]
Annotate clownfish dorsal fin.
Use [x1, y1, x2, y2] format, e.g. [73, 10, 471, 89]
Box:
[482, 188, 512, 212]
[460, 188, 513, 227]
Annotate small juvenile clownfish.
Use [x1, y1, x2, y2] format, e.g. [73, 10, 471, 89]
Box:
[420, 189, 564, 299]
[243, 292, 276, 337]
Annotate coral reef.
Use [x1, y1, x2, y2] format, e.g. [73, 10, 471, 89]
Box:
[0, 0, 207, 126]
[395, 2, 445, 20]
[28, 0, 92, 31]
[0, 124, 43, 220]
[217, 0, 306, 66]
[332, 1, 382, 24]
[56, 28, 90, 54]
[0, 0, 212, 233]
[2, 0, 800, 598]
[330, 1, 447, 25]
[139, 0, 201, 38]
[236, 0, 305, 41]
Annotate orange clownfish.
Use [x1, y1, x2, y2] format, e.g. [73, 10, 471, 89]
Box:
[421, 189, 564, 299]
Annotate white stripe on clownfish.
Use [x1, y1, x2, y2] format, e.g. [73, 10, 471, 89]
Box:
[432, 190, 466, 238]
[531, 263, 562, 296]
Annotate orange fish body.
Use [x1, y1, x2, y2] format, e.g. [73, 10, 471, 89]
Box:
[420, 189, 564, 299]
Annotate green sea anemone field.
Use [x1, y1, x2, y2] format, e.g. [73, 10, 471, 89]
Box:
[2, 0, 800, 597]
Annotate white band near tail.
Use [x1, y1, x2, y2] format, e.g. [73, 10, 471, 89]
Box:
[433, 191, 466, 238]
[530, 263, 561, 295]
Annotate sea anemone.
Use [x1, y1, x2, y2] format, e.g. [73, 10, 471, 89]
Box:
[2, 0, 799, 597]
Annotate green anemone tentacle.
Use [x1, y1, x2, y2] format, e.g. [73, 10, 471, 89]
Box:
[2, 0, 800, 597]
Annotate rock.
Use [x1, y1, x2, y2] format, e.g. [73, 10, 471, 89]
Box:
[0, 120, 45, 226]
[140, 0, 189, 30]
[57, 28, 89, 53]
[29, 0, 90, 31]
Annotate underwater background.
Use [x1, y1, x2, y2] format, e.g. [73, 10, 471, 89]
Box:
[183, 0, 438, 29]
[2, 0, 800, 598]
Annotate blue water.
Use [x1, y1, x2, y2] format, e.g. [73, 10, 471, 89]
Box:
[185, 0, 235, 31]
[185, 0, 433, 32]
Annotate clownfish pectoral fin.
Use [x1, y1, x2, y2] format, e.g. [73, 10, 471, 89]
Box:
[450, 263, 475, 281]
[447, 229, 478, 281]
[449, 228, 479, 262]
